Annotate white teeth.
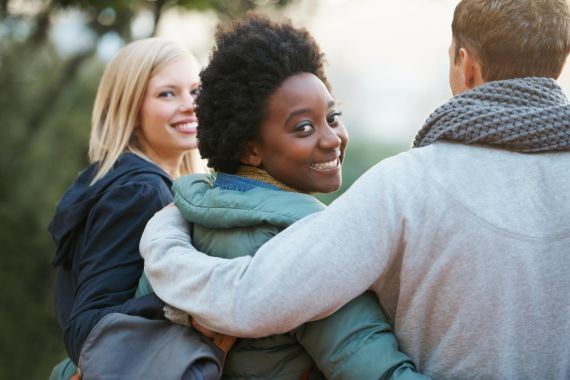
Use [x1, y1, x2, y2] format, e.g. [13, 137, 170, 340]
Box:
[173, 122, 197, 132]
[311, 159, 339, 170]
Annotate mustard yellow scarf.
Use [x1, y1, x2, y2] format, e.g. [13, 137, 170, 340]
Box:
[235, 165, 300, 193]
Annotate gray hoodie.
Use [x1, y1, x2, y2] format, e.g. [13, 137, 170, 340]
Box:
[141, 142, 570, 380]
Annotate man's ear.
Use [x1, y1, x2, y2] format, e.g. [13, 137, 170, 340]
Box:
[459, 47, 484, 90]
[240, 141, 262, 167]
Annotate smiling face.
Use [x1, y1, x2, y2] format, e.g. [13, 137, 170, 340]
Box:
[245, 72, 348, 194]
[137, 55, 201, 170]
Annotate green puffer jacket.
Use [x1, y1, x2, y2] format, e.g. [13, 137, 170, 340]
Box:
[140, 173, 427, 380]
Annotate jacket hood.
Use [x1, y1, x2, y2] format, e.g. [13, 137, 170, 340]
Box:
[173, 174, 326, 229]
[49, 153, 170, 268]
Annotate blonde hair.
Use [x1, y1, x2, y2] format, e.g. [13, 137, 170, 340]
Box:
[452, 0, 570, 81]
[89, 37, 205, 184]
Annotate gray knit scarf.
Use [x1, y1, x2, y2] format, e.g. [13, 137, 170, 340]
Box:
[413, 77, 570, 152]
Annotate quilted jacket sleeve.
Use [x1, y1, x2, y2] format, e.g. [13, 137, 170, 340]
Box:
[292, 291, 429, 380]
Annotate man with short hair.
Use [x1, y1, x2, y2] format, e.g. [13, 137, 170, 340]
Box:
[140, 0, 570, 378]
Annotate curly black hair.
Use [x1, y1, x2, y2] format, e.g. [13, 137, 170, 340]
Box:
[196, 12, 329, 173]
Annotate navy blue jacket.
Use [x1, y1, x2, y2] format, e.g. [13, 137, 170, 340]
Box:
[49, 153, 173, 364]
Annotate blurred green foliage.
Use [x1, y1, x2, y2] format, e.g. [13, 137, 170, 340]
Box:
[0, 0, 406, 378]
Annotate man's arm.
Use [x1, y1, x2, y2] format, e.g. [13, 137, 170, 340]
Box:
[141, 158, 414, 337]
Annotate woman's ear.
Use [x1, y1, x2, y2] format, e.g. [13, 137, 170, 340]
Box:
[240, 141, 262, 167]
[460, 47, 484, 90]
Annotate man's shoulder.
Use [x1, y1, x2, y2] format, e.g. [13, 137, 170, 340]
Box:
[364, 145, 436, 181]
[368, 142, 496, 177]
[354, 142, 475, 199]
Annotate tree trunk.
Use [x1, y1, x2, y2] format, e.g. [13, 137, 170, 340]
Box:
[151, 0, 167, 37]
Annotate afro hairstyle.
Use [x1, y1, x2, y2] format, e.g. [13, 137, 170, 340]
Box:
[196, 12, 329, 173]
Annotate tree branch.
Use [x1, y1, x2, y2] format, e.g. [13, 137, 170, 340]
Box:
[29, 0, 56, 47]
[151, 0, 167, 37]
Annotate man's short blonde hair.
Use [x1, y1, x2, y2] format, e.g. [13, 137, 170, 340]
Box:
[452, 0, 570, 81]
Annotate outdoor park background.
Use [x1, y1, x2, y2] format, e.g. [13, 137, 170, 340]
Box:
[2, 0, 570, 378]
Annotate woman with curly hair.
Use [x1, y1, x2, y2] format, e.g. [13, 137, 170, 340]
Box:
[140, 13, 427, 380]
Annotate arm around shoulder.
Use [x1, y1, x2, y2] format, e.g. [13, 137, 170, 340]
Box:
[141, 158, 417, 337]
[140, 206, 255, 336]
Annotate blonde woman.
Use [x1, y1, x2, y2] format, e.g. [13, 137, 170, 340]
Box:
[48, 38, 217, 379]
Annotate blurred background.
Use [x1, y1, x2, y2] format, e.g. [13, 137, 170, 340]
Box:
[2, 0, 570, 378]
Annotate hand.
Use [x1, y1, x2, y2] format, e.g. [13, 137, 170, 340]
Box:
[191, 318, 236, 356]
